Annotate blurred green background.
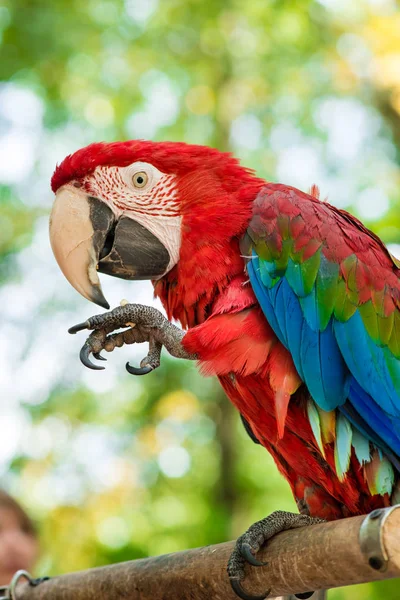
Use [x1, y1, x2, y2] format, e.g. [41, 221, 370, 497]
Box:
[1, 0, 400, 598]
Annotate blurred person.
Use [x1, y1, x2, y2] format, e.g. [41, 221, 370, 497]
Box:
[0, 490, 39, 585]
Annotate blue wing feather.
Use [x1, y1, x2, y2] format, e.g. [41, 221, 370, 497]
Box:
[347, 378, 400, 455]
[268, 278, 289, 347]
[251, 253, 349, 412]
[248, 256, 286, 346]
[248, 250, 400, 464]
[319, 322, 350, 409]
[334, 314, 400, 416]
[299, 286, 319, 331]
[282, 279, 305, 380]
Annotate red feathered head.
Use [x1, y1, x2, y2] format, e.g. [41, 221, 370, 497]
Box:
[49, 139, 263, 310]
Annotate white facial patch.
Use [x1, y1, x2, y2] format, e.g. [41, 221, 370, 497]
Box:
[85, 161, 182, 275]
[127, 212, 182, 275]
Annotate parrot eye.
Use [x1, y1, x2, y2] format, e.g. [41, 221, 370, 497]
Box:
[132, 171, 148, 188]
[120, 161, 165, 194]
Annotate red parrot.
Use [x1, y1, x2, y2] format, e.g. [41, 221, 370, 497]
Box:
[49, 141, 400, 599]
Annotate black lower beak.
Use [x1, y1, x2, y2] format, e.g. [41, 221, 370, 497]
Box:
[98, 216, 170, 280]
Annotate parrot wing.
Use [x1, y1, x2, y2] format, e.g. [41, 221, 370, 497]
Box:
[244, 183, 400, 471]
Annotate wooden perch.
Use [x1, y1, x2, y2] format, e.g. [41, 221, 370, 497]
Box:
[13, 506, 400, 599]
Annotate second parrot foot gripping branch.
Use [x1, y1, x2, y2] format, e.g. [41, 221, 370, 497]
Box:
[228, 512, 325, 600]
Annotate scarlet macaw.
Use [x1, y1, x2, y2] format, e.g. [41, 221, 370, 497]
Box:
[50, 141, 400, 599]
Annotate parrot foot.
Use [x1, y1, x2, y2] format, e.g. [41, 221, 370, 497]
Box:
[227, 511, 324, 600]
[68, 303, 196, 374]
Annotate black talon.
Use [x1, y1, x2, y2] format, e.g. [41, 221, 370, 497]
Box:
[229, 578, 270, 600]
[295, 593, 315, 599]
[125, 362, 153, 376]
[93, 352, 107, 361]
[69, 321, 89, 334]
[240, 543, 268, 567]
[80, 344, 105, 370]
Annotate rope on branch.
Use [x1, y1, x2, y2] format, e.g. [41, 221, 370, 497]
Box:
[11, 506, 400, 600]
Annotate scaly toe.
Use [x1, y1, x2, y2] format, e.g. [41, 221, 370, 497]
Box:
[68, 321, 89, 334]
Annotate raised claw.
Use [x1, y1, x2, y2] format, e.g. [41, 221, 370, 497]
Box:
[68, 321, 89, 334]
[80, 344, 105, 370]
[125, 362, 154, 376]
[93, 352, 107, 361]
[240, 543, 268, 567]
[229, 578, 270, 600]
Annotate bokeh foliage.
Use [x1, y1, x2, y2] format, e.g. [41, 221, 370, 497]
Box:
[1, 1, 400, 598]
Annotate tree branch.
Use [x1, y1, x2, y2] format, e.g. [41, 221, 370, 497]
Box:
[15, 507, 400, 599]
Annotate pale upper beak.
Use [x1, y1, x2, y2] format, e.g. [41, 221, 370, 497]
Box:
[49, 186, 113, 308]
[49, 186, 170, 308]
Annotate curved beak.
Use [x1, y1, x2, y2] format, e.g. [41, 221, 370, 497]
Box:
[49, 187, 113, 309]
[49, 187, 171, 308]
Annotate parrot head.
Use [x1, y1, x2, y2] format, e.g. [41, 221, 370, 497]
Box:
[50, 140, 263, 310]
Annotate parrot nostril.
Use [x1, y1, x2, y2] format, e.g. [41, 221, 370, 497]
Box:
[100, 224, 116, 260]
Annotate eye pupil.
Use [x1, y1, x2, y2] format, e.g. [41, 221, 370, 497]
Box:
[133, 171, 148, 188]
